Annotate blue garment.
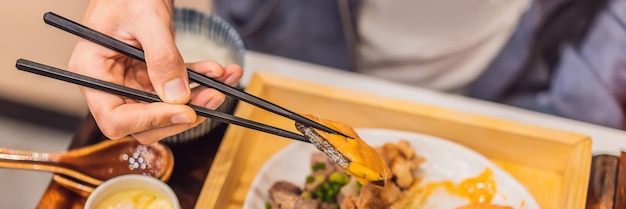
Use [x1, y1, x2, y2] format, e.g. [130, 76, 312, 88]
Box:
[467, 0, 626, 129]
[213, 0, 358, 70]
[215, 0, 626, 129]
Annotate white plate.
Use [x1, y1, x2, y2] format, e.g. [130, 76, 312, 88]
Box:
[244, 128, 540, 209]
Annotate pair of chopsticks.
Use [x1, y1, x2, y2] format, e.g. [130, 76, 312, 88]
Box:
[15, 12, 351, 143]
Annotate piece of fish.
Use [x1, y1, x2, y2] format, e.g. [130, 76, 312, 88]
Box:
[295, 115, 391, 187]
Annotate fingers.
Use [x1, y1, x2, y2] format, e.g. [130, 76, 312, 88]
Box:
[222, 64, 244, 86]
[92, 102, 200, 141]
[115, 88, 224, 144]
[118, 88, 225, 144]
[185, 61, 242, 110]
[69, 0, 244, 144]
[186, 61, 243, 86]
[190, 88, 226, 110]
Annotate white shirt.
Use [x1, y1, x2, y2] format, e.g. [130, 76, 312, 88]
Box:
[356, 0, 531, 93]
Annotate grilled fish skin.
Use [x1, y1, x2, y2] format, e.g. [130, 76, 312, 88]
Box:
[295, 115, 391, 187]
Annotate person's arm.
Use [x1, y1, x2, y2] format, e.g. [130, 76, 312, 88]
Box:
[69, 0, 242, 144]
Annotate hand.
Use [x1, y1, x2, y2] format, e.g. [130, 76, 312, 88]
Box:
[68, 0, 243, 144]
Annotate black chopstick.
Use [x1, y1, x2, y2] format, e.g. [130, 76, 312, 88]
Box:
[15, 59, 309, 143]
[42, 12, 352, 139]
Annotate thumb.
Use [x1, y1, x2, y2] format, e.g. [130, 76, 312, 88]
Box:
[136, 15, 190, 104]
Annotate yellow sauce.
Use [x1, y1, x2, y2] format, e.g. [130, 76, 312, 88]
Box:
[96, 189, 174, 209]
[413, 168, 497, 205]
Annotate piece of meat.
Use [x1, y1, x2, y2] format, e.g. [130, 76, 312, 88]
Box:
[355, 184, 388, 209]
[294, 198, 323, 209]
[396, 140, 415, 159]
[391, 158, 415, 189]
[311, 152, 337, 176]
[269, 181, 302, 198]
[379, 182, 405, 204]
[409, 155, 426, 170]
[271, 191, 321, 209]
[379, 143, 400, 166]
[270, 191, 300, 209]
[340, 195, 358, 209]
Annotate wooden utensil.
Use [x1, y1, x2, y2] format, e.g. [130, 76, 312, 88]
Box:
[0, 137, 174, 195]
[615, 152, 626, 208]
[586, 154, 618, 209]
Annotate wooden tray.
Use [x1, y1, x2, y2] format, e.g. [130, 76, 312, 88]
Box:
[195, 72, 592, 209]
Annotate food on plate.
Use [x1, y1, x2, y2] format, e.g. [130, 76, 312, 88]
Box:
[266, 139, 423, 209]
[96, 189, 174, 209]
[265, 138, 518, 209]
[295, 115, 391, 187]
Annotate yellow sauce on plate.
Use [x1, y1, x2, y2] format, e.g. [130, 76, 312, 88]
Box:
[411, 168, 498, 206]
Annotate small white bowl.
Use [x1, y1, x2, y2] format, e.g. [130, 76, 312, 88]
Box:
[85, 174, 180, 209]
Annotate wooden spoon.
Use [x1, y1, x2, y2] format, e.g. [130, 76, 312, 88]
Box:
[0, 137, 174, 195]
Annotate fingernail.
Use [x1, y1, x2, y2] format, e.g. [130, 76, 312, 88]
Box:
[171, 113, 192, 124]
[205, 98, 223, 110]
[224, 73, 241, 86]
[164, 78, 187, 103]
